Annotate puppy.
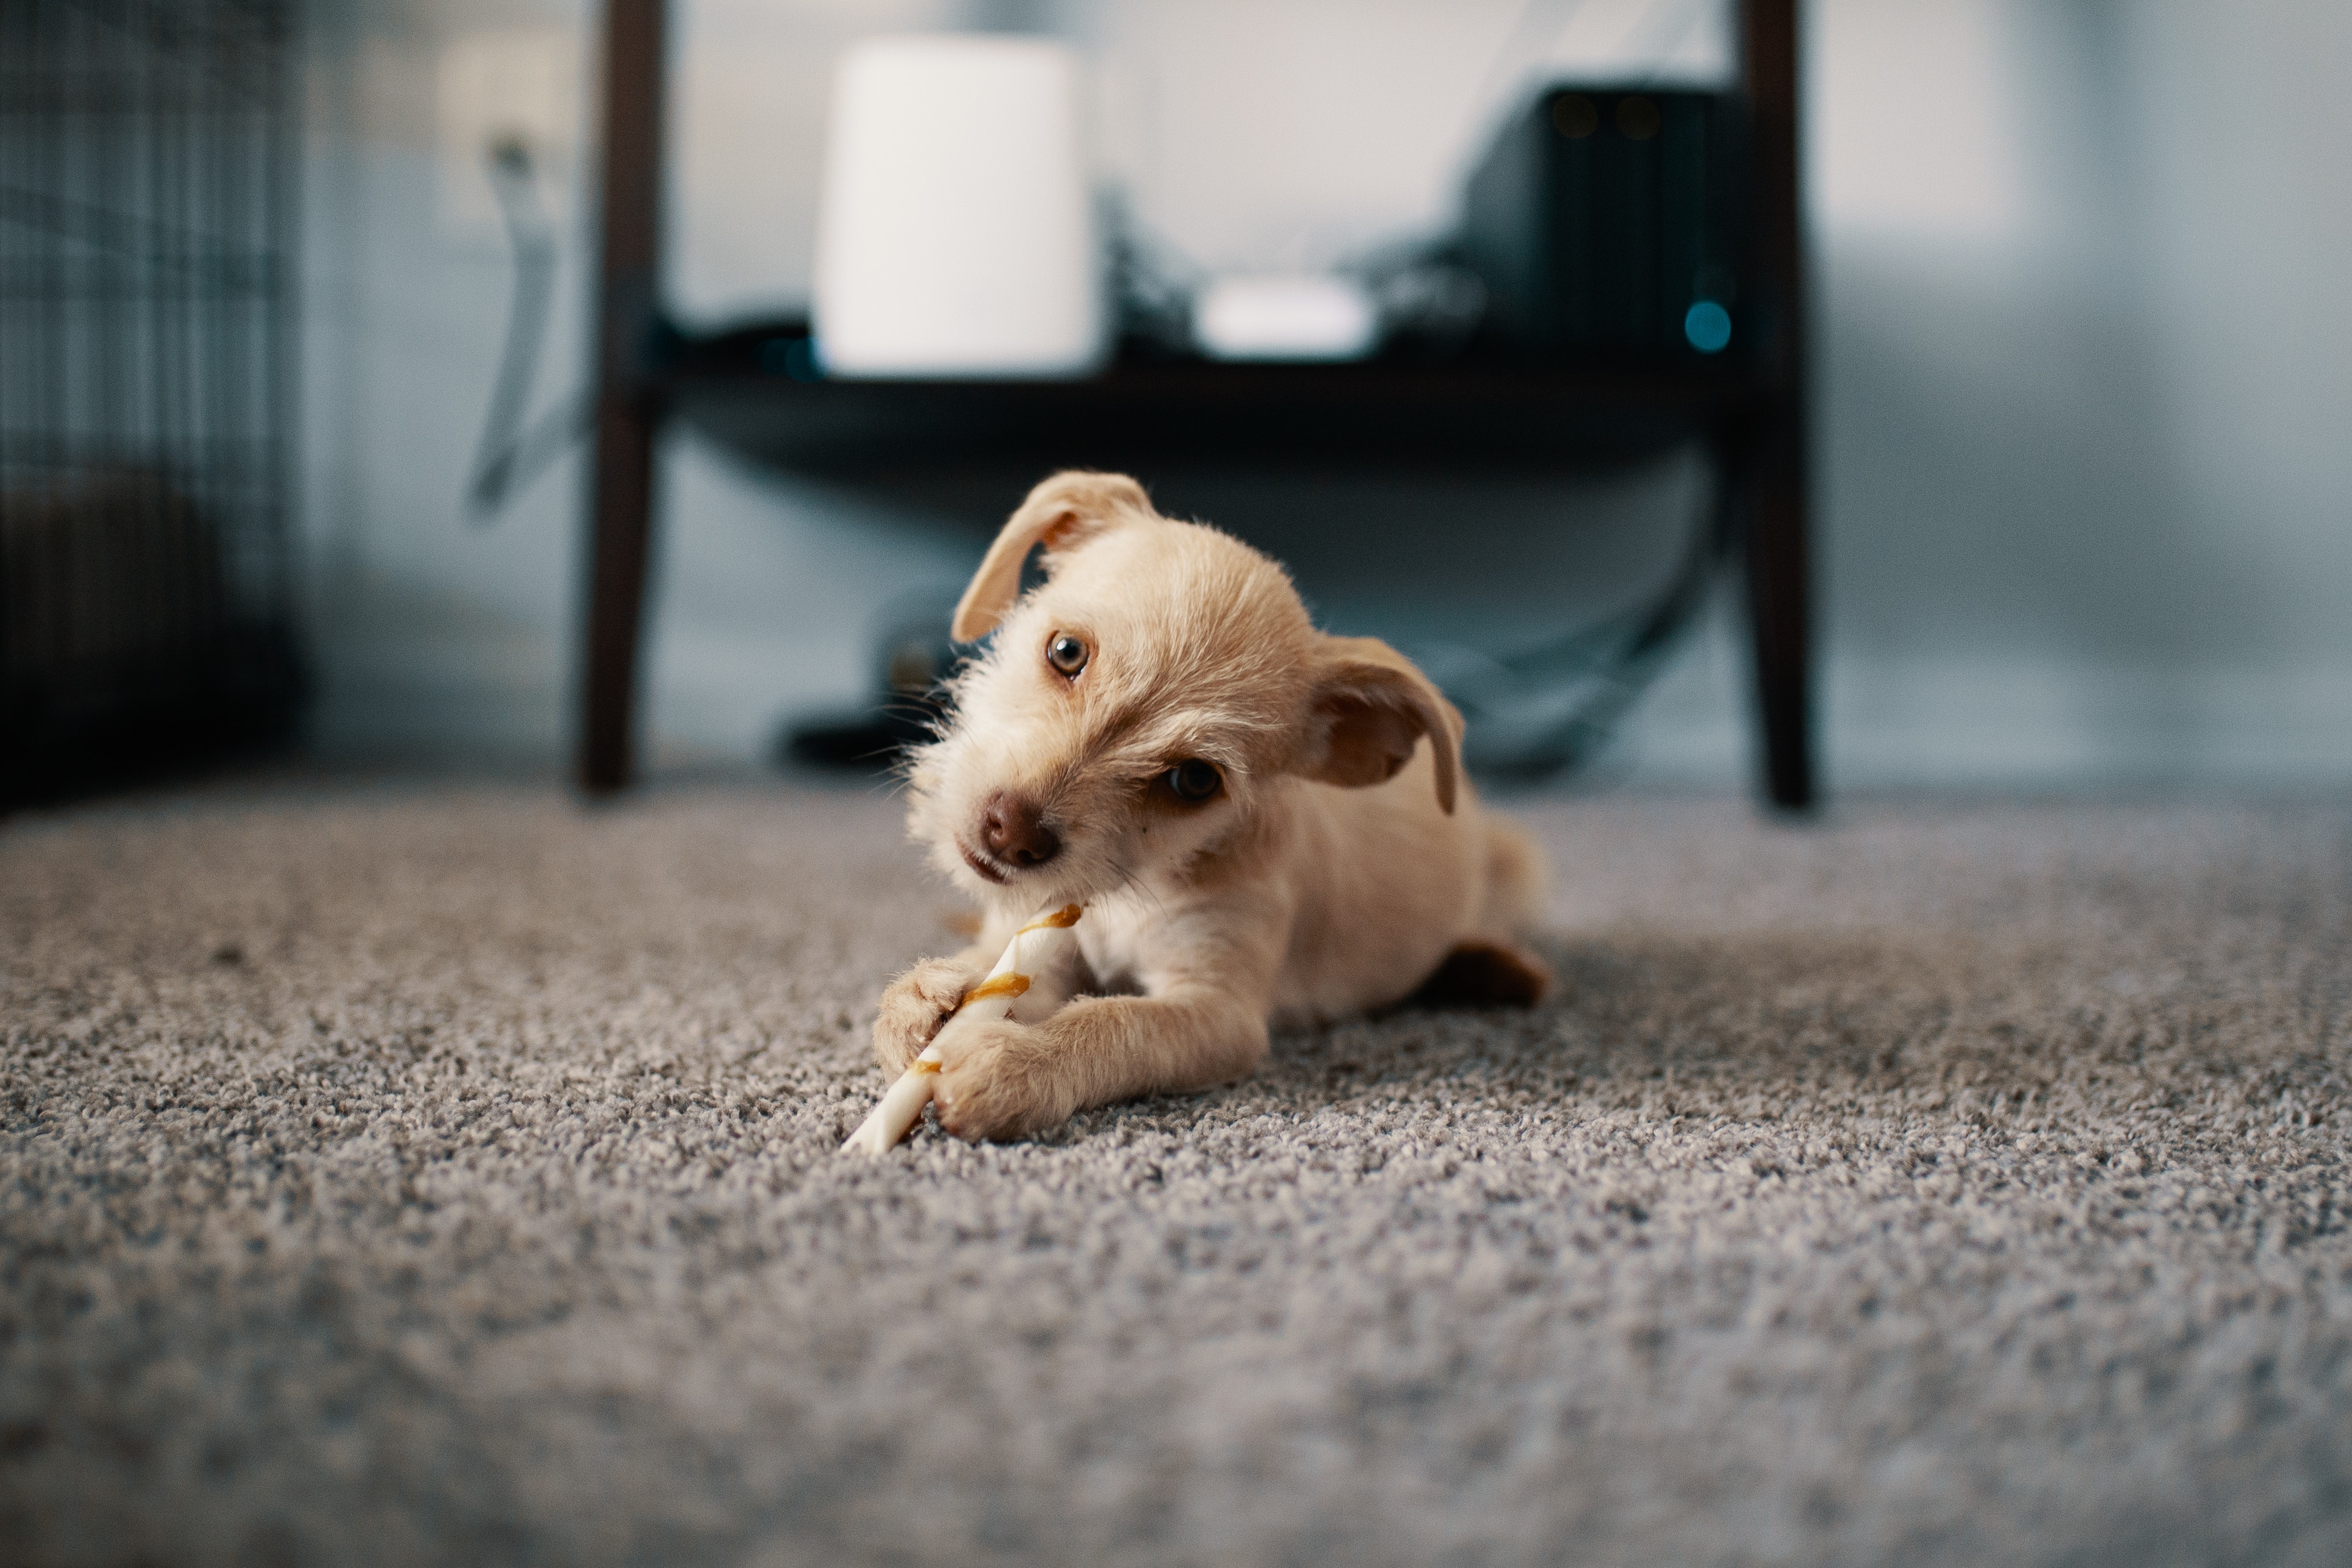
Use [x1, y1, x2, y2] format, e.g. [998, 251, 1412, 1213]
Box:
[878, 471, 1552, 1139]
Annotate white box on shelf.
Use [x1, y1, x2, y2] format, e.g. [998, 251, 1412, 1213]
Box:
[813, 35, 1106, 380]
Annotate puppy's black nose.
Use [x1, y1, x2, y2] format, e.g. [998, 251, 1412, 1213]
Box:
[980, 792, 1061, 868]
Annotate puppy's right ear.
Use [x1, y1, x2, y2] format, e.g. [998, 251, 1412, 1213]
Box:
[1300, 635, 1464, 815]
[951, 471, 1152, 642]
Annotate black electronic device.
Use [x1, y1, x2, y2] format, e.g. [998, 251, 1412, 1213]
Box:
[1460, 85, 1746, 362]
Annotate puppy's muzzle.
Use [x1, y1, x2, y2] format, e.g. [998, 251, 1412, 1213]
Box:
[979, 791, 1061, 869]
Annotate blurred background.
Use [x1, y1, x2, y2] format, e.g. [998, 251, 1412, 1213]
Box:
[9, 0, 2350, 801]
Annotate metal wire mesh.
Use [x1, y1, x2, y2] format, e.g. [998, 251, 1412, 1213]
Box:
[0, 0, 302, 800]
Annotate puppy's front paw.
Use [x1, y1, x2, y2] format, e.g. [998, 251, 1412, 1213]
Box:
[872, 958, 982, 1073]
[931, 1017, 1070, 1142]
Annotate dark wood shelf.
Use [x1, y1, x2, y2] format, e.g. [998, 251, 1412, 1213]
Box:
[665, 319, 1763, 484]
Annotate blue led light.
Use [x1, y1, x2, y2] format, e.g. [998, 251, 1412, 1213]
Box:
[765, 337, 826, 382]
[1684, 301, 1733, 355]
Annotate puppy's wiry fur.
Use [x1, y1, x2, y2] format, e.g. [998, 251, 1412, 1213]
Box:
[882, 471, 1550, 1139]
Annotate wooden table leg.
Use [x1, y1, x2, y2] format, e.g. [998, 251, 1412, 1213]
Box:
[1744, 408, 1815, 810]
[1738, 0, 1816, 811]
[581, 395, 659, 794]
[579, 0, 668, 795]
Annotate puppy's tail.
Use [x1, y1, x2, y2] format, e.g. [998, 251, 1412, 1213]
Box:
[1480, 816, 1548, 934]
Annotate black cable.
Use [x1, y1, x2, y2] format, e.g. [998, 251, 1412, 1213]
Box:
[1626, 0, 1721, 85]
[465, 137, 586, 524]
[1432, 462, 1727, 778]
[1472, 0, 1594, 113]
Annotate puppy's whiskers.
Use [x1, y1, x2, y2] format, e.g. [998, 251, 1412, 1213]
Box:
[1111, 858, 1173, 926]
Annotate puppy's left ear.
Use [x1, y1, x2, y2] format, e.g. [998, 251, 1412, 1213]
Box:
[951, 471, 1153, 642]
[1300, 635, 1464, 815]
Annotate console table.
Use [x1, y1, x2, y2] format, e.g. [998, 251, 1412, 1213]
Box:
[577, 0, 1814, 808]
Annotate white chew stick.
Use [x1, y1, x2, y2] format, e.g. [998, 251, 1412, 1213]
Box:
[840, 904, 1085, 1156]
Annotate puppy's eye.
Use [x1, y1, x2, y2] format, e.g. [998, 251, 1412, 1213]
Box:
[1164, 759, 1223, 803]
[1045, 633, 1089, 678]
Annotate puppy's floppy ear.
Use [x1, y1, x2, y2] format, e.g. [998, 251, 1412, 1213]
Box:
[951, 471, 1153, 642]
[1300, 635, 1464, 815]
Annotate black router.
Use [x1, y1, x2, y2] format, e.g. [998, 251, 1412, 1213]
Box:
[1460, 85, 1747, 363]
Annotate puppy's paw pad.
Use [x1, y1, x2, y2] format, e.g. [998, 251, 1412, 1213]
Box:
[1413, 939, 1553, 1009]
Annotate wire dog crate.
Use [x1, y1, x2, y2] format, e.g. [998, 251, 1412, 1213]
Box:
[0, 0, 303, 804]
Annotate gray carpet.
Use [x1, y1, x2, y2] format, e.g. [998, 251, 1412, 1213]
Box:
[4, 782, 2349, 1567]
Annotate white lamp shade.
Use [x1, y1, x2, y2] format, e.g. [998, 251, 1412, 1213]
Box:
[812, 36, 1106, 380]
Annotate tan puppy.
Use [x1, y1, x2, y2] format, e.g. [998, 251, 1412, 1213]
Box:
[879, 471, 1551, 1140]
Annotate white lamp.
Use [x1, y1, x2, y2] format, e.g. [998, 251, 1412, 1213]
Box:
[812, 36, 1106, 380]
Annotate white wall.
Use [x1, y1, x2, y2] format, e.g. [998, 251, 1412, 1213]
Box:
[1803, 0, 2352, 785]
[297, 0, 2352, 787]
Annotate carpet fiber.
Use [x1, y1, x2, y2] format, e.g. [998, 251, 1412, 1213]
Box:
[4, 783, 2349, 1566]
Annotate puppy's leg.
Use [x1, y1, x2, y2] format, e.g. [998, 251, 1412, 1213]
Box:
[1480, 816, 1549, 933]
[1413, 819, 1550, 1008]
[871, 950, 992, 1073]
[931, 989, 1270, 1141]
